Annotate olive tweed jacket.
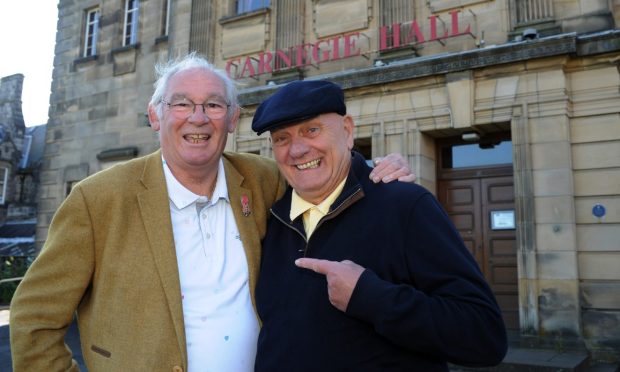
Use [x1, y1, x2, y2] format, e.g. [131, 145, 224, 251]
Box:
[10, 150, 285, 372]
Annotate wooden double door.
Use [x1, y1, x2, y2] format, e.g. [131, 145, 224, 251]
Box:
[438, 175, 519, 329]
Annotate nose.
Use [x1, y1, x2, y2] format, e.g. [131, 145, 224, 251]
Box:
[188, 104, 209, 122]
[288, 136, 309, 158]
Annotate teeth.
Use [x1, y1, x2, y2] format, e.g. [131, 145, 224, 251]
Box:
[185, 134, 209, 143]
[296, 159, 320, 170]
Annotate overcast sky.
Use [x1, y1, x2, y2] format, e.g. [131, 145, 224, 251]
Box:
[0, 1, 59, 127]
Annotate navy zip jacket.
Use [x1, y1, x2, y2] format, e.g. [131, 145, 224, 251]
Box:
[255, 152, 507, 371]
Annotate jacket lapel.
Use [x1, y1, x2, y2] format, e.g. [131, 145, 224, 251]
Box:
[136, 150, 187, 364]
[223, 157, 262, 310]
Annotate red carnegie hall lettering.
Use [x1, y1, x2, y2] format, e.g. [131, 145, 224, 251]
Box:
[226, 33, 361, 79]
[380, 10, 471, 50]
[226, 10, 472, 79]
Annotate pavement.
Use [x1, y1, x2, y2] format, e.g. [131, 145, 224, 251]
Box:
[1, 307, 618, 372]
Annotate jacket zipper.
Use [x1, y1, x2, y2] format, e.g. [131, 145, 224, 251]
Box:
[269, 186, 364, 257]
[270, 209, 309, 253]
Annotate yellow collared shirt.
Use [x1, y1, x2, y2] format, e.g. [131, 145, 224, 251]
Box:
[290, 178, 347, 238]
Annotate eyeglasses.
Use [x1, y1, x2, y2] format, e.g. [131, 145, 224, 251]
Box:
[161, 98, 230, 119]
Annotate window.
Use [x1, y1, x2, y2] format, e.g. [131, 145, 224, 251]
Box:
[513, 0, 554, 26]
[0, 167, 8, 204]
[162, 0, 171, 36]
[380, 0, 415, 50]
[236, 0, 269, 15]
[274, 0, 304, 70]
[65, 180, 80, 197]
[442, 140, 513, 169]
[354, 137, 372, 160]
[123, 0, 140, 46]
[84, 7, 100, 57]
[189, 0, 216, 59]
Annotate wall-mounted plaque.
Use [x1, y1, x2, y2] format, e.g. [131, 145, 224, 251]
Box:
[491, 210, 515, 230]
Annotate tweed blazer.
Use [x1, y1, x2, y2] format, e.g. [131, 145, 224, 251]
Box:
[10, 150, 286, 372]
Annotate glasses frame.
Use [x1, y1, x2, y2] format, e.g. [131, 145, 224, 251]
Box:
[161, 98, 231, 119]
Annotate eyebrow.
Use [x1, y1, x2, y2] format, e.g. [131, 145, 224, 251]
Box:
[270, 120, 323, 135]
[168, 93, 228, 102]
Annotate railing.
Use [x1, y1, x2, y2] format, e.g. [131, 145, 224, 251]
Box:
[0, 277, 24, 285]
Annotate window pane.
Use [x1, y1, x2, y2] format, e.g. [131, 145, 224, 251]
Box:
[124, 0, 140, 46]
[84, 8, 99, 57]
[445, 140, 513, 169]
[237, 0, 269, 14]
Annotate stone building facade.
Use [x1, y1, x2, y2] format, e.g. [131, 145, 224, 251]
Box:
[0, 74, 46, 256]
[0, 75, 27, 224]
[0, 75, 44, 221]
[43, 0, 620, 361]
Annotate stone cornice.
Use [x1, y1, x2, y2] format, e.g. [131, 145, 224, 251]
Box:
[576, 30, 620, 56]
[239, 31, 620, 107]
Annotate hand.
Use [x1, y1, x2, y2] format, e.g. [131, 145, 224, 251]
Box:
[295, 258, 365, 312]
[369, 153, 416, 183]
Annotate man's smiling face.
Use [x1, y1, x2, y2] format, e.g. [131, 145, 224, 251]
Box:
[148, 67, 238, 176]
[270, 113, 354, 204]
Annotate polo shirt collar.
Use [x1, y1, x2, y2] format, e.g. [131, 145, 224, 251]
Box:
[289, 177, 347, 221]
[162, 157, 229, 210]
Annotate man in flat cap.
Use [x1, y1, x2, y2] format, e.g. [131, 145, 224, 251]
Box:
[251, 80, 508, 371]
[10, 55, 412, 372]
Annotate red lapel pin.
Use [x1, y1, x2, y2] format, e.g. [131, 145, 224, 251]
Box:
[241, 195, 251, 217]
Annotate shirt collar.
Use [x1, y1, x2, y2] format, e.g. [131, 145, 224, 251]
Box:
[162, 157, 229, 210]
[289, 177, 347, 221]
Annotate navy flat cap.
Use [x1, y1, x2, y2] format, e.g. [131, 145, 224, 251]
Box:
[252, 80, 346, 135]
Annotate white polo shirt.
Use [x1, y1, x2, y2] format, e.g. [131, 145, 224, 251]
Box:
[163, 158, 259, 372]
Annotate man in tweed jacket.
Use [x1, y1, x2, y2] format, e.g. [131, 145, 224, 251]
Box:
[10, 54, 411, 371]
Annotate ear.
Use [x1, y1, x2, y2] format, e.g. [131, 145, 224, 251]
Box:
[342, 115, 355, 150]
[147, 104, 161, 132]
[227, 106, 241, 134]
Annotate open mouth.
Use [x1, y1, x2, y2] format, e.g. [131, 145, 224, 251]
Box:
[184, 134, 211, 143]
[296, 158, 320, 170]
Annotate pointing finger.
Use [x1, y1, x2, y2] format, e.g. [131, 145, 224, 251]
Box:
[295, 258, 334, 275]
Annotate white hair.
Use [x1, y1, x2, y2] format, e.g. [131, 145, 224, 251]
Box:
[149, 51, 239, 120]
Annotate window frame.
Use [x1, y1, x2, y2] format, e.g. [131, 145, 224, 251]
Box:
[84, 7, 100, 57]
[123, 0, 140, 46]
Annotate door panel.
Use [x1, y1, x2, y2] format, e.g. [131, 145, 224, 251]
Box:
[438, 179, 482, 264]
[438, 176, 519, 329]
[482, 177, 518, 329]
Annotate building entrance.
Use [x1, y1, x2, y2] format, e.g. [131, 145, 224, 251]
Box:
[436, 133, 519, 329]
